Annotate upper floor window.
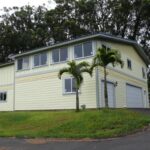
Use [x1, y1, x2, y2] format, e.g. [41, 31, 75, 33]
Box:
[102, 44, 111, 52]
[34, 52, 47, 67]
[52, 48, 68, 63]
[74, 41, 93, 59]
[127, 59, 132, 70]
[0, 92, 7, 101]
[64, 78, 76, 94]
[142, 67, 146, 79]
[17, 57, 29, 70]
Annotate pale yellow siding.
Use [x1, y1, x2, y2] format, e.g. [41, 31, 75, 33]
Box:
[0, 65, 14, 111]
[0, 38, 148, 111]
[98, 67, 148, 108]
[15, 70, 96, 110]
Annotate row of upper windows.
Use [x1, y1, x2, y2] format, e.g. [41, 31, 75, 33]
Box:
[17, 41, 93, 71]
[16, 42, 146, 79]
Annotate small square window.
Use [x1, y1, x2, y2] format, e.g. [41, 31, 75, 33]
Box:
[127, 59, 132, 70]
[83, 42, 93, 57]
[74, 44, 83, 58]
[0, 92, 7, 101]
[64, 78, 76, 94]
[17, 57, 29, 70]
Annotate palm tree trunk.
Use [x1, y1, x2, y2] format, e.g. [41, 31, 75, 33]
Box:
[104, 66, 108, 108]
[76, 88, 80, 112]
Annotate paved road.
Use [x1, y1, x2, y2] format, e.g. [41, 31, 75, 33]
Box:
[0, 130, 150, 150]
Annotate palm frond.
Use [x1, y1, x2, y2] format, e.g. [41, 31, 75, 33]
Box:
[58, 68, 69, 79]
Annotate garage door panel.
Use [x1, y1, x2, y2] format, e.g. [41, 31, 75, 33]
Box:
[101, 81, 115, 108]
[126, 84, 143, 108]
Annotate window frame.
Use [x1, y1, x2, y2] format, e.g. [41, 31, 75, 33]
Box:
[0, 92, 7, 102]
[127, 59, 132, 70]
[74, 41, 93, 60]
[101, 43, 111, 52]
[51, 47, 68, 64]
[33, 52, 48, 68]
[63, 77, 77, 94]
[17, 57, 30, 71]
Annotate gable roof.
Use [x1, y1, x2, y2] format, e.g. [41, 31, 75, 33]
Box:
[12, 32, 150, 65]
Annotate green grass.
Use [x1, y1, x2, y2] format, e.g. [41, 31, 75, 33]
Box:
[0, 109, 149, 138]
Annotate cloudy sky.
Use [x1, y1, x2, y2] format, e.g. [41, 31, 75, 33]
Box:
[0, 0, 56, 9]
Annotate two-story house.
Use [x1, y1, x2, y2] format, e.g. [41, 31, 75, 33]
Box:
[0, 33, 149, 111]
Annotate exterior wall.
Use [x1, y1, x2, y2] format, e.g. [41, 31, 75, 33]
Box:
[0, 38, 149, 111]
[98, 67, 149, 108]
[15, 63, 96, 110]
[0, 65, 14, 111]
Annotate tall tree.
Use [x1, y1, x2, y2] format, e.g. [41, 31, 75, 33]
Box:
[58, 61, 92, 112]
[91, 47, 124, 107]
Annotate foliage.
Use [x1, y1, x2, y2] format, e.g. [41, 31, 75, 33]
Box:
[0, 109, 149, 138]
[91, 47, 124, 107]
[58, 61, 92, 111]
[0, 0, 149, 63]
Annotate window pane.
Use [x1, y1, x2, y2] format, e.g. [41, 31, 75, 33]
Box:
[74, 44, 83, 58]
[65, 79, 71, 93]
[23, 57, 29, 69]
[17, 59, 23, 70]
[127, 59, 132, 69]
[72, 78, 76, 92]
[60, 48, 68, 62]
[34, 55, 40, 67]
[3, 92, 7, 101]
[83, 42, 93, 57]
[41, 53, 47, 65]
[52, 49, 59, 63]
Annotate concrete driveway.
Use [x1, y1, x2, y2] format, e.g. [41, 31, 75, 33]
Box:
[0, 129, 150, 150]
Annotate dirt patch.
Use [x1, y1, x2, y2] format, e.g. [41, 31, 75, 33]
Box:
[0, 147, 10, 150]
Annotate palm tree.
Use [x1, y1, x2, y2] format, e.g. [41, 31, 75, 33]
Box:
[58, 60, 92, 112]
[91, 47, 124, 108]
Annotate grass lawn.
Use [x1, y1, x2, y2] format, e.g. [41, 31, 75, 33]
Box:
[0, 109, 150, 138]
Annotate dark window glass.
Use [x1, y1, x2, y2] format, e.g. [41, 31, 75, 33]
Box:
[23, 57, 29, 69]
[34, 55, 40, 67]
[74, 44, 83, 58]
[52, 49, 59, 63]
[65, 79, 71, 92]
[41, 53, 47, 65]
[142, 67, 146, 78]
[72, 78, 76, 92]
[18, 59, 23, 70]
[83, 42, 93, 57]
[127, 59, 132, 69]
[60, 48, 68, 62]
[0, 92, 7, 101]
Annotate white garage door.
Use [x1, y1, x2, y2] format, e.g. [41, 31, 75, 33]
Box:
[126, 84, 143, 108]
[101, 81, 115, 108]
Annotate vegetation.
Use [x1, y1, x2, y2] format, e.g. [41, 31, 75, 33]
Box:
[0, 109, 149, 138]
[0, 0, 149, 63]
[58, 61, 92, 112]
[91, 48, 124, 107]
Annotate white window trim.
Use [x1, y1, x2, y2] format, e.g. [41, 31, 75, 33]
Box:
[74, 41, 94, 60]
[63, 77, 76, 95]
[17, 57, 30, 71]
[62, 77, 82, 95]
[33, 52, 48, 68]
[51, 48, 69, 64]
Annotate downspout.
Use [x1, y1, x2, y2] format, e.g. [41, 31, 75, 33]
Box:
[13, 61, 16, 111]
[95, 40, 100, 108]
